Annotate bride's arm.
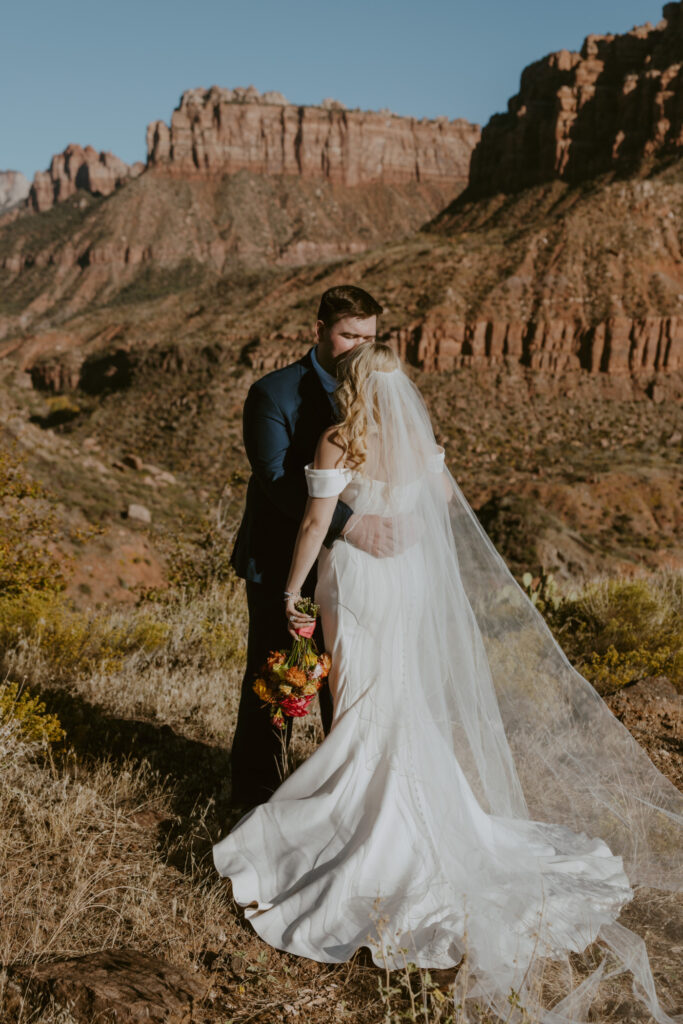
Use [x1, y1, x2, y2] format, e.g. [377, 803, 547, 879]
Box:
[430, 444, 455, 500]
[440, 468, 455, 501]
[284, 428, 345, 635]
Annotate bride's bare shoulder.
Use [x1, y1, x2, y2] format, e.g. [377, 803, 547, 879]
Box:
[314, 426, 347, 470]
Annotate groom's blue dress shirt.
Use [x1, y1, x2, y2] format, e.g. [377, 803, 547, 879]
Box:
[230, 347, 352, 589]
[310, 344, 339, 410]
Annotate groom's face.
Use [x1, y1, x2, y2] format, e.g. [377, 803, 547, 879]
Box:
[316, 314, 377, 370]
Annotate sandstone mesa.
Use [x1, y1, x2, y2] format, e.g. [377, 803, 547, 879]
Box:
[145, 85, 480, 188]
[19, 87, 480, 214]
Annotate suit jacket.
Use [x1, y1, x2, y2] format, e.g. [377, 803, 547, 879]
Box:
[231, 349, 353, 589]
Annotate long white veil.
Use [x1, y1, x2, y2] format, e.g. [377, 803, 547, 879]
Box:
[336, 363, 682, 1024]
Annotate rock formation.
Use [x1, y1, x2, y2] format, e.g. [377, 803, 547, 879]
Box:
[8, 948, 205, 1023]
[22, 88, 478, 215]
[387, 314, 681, 374]
[146, 85, 480, 188]
[467, 1, 683, 198]
[0, 170, 30, 212]
[29, 144, 145, 212]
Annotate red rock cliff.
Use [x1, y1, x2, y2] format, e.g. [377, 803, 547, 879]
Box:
[146, 85, 480, 188]
[467, 1, 683, 197]
[29, 144, 145, 212]
[386, 314, 681, 375]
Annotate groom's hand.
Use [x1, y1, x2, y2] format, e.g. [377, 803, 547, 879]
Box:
[340, 513, 420, 558]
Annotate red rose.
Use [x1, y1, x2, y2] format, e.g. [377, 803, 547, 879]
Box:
[280, 694, 315, 717]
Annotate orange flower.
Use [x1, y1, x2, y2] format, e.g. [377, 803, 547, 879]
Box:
[285, 666, 307, 688]
[318, 652, 332, 678]
[266, 651, 286, 671]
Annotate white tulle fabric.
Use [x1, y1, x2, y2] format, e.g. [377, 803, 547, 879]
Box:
[214, 366, 682, 1024]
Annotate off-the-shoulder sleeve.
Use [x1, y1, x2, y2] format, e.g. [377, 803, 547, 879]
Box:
[304, 464, 353, 498]
[428, 445, 446, 473]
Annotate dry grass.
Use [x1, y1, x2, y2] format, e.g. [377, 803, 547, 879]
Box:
[0, 569, 680, 1023]
[0, 720, 232, 966]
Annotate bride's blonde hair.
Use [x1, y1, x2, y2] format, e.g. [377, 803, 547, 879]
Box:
[334, 342, 402, 471]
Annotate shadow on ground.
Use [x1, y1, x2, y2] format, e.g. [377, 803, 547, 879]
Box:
[37, 684, 240, 878]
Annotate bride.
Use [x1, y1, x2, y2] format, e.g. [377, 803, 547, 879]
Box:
[213, 342, 682, 1023]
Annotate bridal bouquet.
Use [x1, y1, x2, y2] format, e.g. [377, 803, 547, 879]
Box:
[253, 598, 331, 730]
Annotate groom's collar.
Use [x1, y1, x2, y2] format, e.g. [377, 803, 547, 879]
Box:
[304, 345, 339, 417]
[309, 345, 338, 395]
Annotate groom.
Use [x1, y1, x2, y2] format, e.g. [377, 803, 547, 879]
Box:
[229, 284, 397, 809]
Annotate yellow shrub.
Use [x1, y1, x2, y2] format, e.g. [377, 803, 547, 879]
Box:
[0, 590, 96, 674]
[0, 680, 65, 743]
[534, 571, 682, 694]
[584, 643, 679, 694]
[0, 441, 68, 596]
[128, 615, 172, 652]
[199, 617, 246, 666]
[46, 395, 80, 417]
[0, 591, 172, 678]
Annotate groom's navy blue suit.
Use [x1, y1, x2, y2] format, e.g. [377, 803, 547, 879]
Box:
[230, 348, 353, 805]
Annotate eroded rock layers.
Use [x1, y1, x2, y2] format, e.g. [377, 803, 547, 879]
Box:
[387, 315, 681, 374]
[468, 1, 683, 197]
[29, 144, 145, 212]
[146, 85, 480, 188]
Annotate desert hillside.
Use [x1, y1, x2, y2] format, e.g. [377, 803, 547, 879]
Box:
[1, 3, 682, 1022]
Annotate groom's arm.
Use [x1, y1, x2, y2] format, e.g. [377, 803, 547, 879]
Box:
[243, 383, 352, 546]
[323, 500, 353, 549]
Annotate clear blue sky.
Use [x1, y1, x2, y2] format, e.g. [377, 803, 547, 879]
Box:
[1, 0, 668, 181]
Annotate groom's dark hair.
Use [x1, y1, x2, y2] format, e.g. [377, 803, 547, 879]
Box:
[317, 285, 383, 328]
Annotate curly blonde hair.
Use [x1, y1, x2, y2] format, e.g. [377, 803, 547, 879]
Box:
[334, 342, 402, 471]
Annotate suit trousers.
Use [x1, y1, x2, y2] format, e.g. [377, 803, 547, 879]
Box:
[229, 579, 334, 806]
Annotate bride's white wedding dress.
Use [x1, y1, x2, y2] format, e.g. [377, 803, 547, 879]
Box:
[213, 368, 682, 1024]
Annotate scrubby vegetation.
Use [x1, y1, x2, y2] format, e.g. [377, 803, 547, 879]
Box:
[0, 441, 69, 597]
[0, 442, 680, 1023]
[523, 568, 683, 694]
[0, 681, 65, 744]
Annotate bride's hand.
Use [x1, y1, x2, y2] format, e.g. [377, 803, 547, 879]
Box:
[285, 595, 316, 640]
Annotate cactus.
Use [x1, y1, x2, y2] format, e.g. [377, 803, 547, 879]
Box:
[521, 568, 562, 614]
